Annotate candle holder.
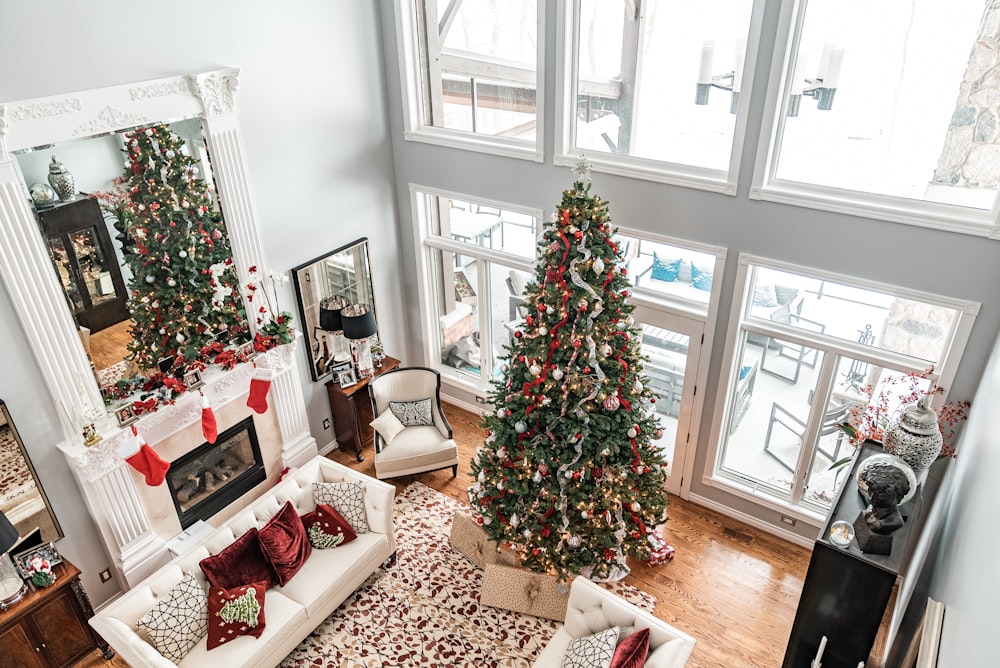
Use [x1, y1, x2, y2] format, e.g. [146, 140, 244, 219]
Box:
[829, 520, 854, 548]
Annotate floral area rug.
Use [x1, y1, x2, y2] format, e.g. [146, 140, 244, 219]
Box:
[0, 424, 36, 514]
[280, 481, 656, 667]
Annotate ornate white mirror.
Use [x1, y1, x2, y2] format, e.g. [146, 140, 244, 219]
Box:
[0, 69, 274, 443]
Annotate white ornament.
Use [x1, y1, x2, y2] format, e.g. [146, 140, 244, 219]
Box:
[175, 333, 185, 343]
[478, 471, 486, 482]
[628, 428, 638, 438]
[179, 250, 187, 258]
[145, 275, 155, 283]
[631, 502, 641, 512]
[593, 258, 605, 275]
[510, 514, 519, 527]
[538, 327, 548, 336]
[515, 421, 528, 433]
[483, 516, 492, 525]
[568, 535, 582, 548]
[523, 529, 532, 539]
[497, 408, 505, 418]
[167, 278, 177, 287]
[159, 328, 166, 334]
[552, 367, 564, 380]
[529, 364, 542, 376]
[581, 510, 590, 519]
[634, 380, 644, 393]
[533, 471, 542, 483]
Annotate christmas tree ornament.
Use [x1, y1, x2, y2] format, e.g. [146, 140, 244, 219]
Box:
[515, 421, 528, 433]
[593, 257, 605, 275]
[604, 394, 621, 411]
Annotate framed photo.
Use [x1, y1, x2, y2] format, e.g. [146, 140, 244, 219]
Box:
[115, 404, 138, 428]
[328, 360, 353, 377]
[237, 341, 260, 360]
[183, 369, 204, 391]
[13, 542, 62, 580]
[336, 367, 358, 389]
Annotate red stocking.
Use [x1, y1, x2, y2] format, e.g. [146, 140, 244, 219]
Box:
[126, 444, 170, 486]
[247, 367, 273, 414]
[201, 393, 218, 444]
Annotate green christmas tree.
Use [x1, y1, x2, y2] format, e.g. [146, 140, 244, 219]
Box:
[119, 124, 244, 372]
[469, 159, 672, 582]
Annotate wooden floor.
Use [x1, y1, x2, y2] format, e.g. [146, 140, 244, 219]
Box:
[75, 403, 816, 668]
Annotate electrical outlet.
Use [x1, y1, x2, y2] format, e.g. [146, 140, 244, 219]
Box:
[780, 515, 797, 527]
[99, 568, 113, 583]
[323, 418, 331, 430]
[475, 396, 486, 404]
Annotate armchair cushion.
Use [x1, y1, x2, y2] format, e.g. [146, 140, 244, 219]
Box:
[373, 425, 458, 478]
[370, 409, 406, 444]
[389, 398, 434, 426]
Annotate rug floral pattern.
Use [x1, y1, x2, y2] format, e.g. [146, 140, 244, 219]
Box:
[280, 481, 655, 667]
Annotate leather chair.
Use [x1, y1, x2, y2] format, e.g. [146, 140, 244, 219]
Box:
[368, 367, 459, 480]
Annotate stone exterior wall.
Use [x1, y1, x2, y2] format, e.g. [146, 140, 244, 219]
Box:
[933, 2, 1000, 189]
[880, 299, 955, 364]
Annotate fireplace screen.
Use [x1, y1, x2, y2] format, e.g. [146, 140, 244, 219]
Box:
[166, 416, 266, 529]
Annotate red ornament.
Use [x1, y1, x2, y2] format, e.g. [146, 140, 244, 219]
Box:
[604, 395, 621, 411]
[592, 467, 603, 479]
[514, 331, 522, 338]
[573, 340, 582, 348]
[603, 548, 616, 561]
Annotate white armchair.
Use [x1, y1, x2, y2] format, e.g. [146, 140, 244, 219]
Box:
[368, 367, 459, 480]
[533, 577, 695, 668]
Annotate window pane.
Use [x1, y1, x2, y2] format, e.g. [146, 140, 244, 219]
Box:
[621, 235, 716, 304]
[574, 0, 755, 170]
[775, 0, 995, 210]
[443, 199, 537, 260]
[749, 266, 958, 365]
[437, 252, 481, 379]
[418, 0, 538, 140]
[640, 324, 691, 478]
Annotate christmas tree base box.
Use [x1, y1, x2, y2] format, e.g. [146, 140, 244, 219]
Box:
[449, 512, 519, 569]
[480, 563, 572, 622]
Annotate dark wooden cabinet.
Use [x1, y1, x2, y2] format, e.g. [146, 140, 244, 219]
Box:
[325, 356, 400, 461]
[783, 443, 919, 668]
[37, 197, 130, 333]
[0, 559, 113, 668]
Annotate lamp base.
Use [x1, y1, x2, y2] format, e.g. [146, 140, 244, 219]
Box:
[0, 577, 27, 610]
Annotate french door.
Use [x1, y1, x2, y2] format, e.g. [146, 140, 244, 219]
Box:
[631, 305, 704, 496]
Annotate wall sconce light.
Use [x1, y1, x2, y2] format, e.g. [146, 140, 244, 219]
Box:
[318, 295, 351, 372]
[788, 43, 845, 116]
[341, 304, 378, 379]
[694, 40, 745, 114]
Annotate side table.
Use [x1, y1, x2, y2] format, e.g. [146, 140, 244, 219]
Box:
[325, 355, 401, 462]
[0, 558, 114, 667]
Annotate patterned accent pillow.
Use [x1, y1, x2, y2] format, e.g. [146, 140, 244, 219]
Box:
[650, 253, 681, 282]
[313, 480, 369, 533]
[389, 398, 434, 426]
[206, 580, 267, 650]
[300, 503, 357, 549]
[136, 573, 209, 662]
[609, 627, 650, 668]
[562, 626, 619, 668]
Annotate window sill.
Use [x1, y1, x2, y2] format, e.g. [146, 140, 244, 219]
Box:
[404, 127, 543, 163]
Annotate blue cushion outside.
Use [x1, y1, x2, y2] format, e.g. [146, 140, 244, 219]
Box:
[691, 263, 714, 291]
[650, 253, 681, 282]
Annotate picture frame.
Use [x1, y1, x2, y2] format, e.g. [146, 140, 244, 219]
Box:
[13, 542, 62, 580]
[237, 341, 260, 361]
[328, 360, 353, 377]
[114, 403, 138, 428]
[336, 367, 358, 389]
[183, 369, 204, 391]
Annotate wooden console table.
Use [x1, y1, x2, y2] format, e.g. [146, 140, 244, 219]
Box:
[325, 356, 401, 462]
[0, 558, 114, 667]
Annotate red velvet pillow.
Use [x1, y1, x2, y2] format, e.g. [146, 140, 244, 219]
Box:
[258, 501, 312, 586]
[300, 503, 357, 549]
[200, 527, 279, 590]
[206, 580, 267, 650]
[610, 628, 650, 668]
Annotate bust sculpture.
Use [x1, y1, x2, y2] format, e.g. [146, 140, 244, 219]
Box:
[853, 459, 913, 555]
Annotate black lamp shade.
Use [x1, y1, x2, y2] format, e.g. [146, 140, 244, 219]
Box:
[319, 295, 349, 332]
[0, 510, 17, 554]
[342, 304, 377, 340]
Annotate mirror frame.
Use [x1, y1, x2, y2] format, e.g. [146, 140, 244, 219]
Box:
[0, 399, 63, 543]
[291, 238, 377, 382]
[0, 69, 270, 442]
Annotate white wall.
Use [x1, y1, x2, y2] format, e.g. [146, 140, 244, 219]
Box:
[0, 0, 399, 603]
[376, 0, 1000, 542]
[925, 333, 1000, 666]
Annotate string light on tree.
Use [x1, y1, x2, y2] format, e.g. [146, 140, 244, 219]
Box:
[469, 156, 673, 582]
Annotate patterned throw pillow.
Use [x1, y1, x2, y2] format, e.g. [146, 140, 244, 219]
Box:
[389, 398, 434, 426]
[562, 626, 619, 668]
[300, 503, 358, 549]
[313, 480, 369, 533]
[650, 253, 681, 282]
[136, 573, 209, 662]
[206, 580, 267, 650]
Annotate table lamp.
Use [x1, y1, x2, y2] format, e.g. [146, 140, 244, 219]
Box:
[341, 304, 378, 378]
[0, 510, 28, 609]
[318, 295, 351, 368]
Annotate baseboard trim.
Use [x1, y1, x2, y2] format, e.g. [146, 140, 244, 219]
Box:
[442, 395, 488, 416]
[687, 493, 815, 549]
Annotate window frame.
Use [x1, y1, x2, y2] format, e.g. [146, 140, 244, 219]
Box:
[702, 252, 981, 524]
[394, 0, 546, 162]
[750, 0, 1000, 238]
[554, 0, 768, 194]
[409, 183, 542, 395]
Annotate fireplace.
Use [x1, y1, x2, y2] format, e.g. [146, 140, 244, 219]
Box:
[166, 417, 266, 529]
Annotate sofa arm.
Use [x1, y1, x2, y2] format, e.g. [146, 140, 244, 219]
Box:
[89, 615, 176, 668]
[313, 457, 396, 551]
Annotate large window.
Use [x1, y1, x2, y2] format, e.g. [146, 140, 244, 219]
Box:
[558, 0, 762, 191]
[411, 187, 539, 389]
[754, 0, 1000, 235]
[711, 257, 978, 518]
[396, 0, 543, 159]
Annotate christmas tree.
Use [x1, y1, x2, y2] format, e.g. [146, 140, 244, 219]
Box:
[118, 124, 245, 372]
[469, 159, 672, 582]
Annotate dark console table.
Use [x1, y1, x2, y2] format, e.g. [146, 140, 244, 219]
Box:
[783, 442, 920, 668]
[325, 355, 400, 462]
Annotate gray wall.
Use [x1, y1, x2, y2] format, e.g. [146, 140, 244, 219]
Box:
[0, 1, 399, 603]
[376, 0, 1000, 542]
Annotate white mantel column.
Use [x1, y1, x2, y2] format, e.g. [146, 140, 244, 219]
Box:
[263, 338, 318, 468]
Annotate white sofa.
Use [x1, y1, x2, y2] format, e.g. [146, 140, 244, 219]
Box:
[90, 456, 396, 668]
[533, 577, 696, 668]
